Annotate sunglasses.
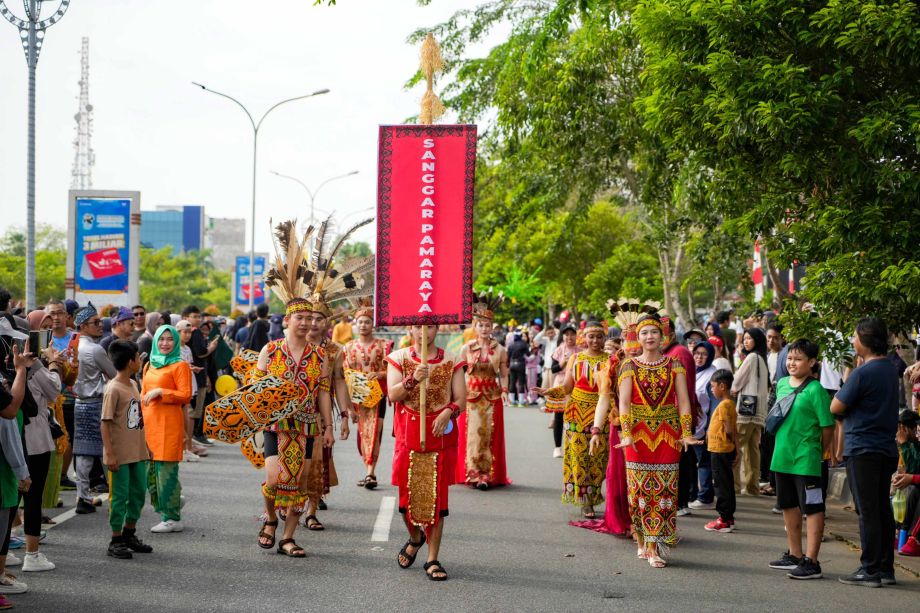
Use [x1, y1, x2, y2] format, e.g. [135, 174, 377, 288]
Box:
[133, 311, 146, 317]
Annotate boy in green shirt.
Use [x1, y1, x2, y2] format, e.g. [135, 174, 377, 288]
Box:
[768, 339, 835, 580]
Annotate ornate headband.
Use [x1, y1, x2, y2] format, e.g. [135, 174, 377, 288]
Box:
[635, 318, 664, 333]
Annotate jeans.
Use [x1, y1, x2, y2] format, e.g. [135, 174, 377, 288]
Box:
[694, 444, 714, 503]
[75, 454, 100, 502]
[846, 453, 898, 575]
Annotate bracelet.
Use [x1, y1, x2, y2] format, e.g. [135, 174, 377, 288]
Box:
[590, 426, 602, 436]
[403, 376, 418, 392]
[679, 414, 693, 438]
[446, 402, 461, 420]
[619, 413, 632, 438]
[501, 387, 508, 393]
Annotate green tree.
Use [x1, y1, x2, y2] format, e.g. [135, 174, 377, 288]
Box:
[0, 224, 66, 257]
[139, 247, 231, 314]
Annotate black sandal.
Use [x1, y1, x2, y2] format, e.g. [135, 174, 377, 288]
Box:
[424, 559, 448, 581]
[318, 499, 328, 510]
[397, 533, 426, 569]
[276, 538, 306, 557]
[364, 475, 378, 490]
[258, 520, 278, 549]
[357, 476, 370, 487]
[305, 515, 325, 531]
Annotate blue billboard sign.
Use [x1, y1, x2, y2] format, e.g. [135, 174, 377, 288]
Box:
[235, 255, 266, 305]
[74, 198, 131, 295]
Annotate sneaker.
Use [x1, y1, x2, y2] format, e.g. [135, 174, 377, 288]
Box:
[772, 506, 784, 514]
[879, 571, 896, 586]
[75, 498, 96, 514]
[59, 476, 77, 490]
[0, 574, 27, 594]
[90, 482, 109, 494]
[7, 536, 23, 550]
[150, 520, 183, 533]
[704, 518, 735, 533]
[769, 551, 802, 570]
[191, 445, 209, 457]
[899, 536, 920, 556]
[788, 557, 822, 580]
[552, 447, 563, 458]
[107, 540, 133, 559]
[183, 450, 200, 463]
[0, 594, 13, 609]
[193, 435, 214, 446]
[838, 568, 882, 587]
[689, 499, 716, 510]
[22, 552, 55, 572]
[123, 534, 153, 553]
[4, 555, 20, 568]
[676, 507, 692, 517]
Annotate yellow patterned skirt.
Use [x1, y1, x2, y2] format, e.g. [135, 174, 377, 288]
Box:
[562, 387, 608, 506]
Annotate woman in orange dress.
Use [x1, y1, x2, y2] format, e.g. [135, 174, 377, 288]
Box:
[141, 325, 193, 533]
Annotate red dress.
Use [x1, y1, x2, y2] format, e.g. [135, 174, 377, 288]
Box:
[343, 337, 392, 468]
[386, 347, 466, 530]
[456, 340, 510, 486]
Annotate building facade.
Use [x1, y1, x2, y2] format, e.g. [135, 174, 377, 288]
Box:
[140, 205, 204, 253]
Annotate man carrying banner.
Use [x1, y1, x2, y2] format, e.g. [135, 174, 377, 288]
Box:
[343, 299, 392, 490]
[387, 324, 466, 581]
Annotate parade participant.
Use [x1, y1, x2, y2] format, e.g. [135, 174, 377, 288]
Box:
[535, 322, 609, 519]
[457, 291, 510, 490]
[72, 303, 117, 515]
[546, 324, 580, 458]
[141, 325, 193, 533]
[615, 312, 701, 568]
[342, 299, 391, 490]
[387, 324, 466, 581]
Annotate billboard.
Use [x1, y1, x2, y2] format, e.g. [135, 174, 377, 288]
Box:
[67, 190, 140, 307]
[235, 255, 266, 306]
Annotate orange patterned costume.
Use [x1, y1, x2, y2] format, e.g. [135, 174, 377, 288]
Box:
[343, 337, 392, 468]
[386, 346, 465, 529]
[619, 355, 686, 545]
[561, 351, 610, 505]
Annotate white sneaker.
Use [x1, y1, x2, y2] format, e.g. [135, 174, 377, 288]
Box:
[22, 552, 55, 572]
[183, 450, 200, 463]
[688, 499, 716, 510]
[5, 554, 21, 567]
[0, 573, 27, 594]
[192, 445, 209, 457]
[676, 507, 692, 517]
[150, 520, 183, 533]
[552, 447, 563, 458]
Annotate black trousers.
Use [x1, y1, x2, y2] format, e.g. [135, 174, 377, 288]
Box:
[846, 453, 898, 575]
[508, 369, 526, 401]
[711, 450, 736, 522]
[24, 452, 51, 537]
[677, 448, 698, 508]
[553, 412, 563, 448]
[759, 430, 775, 486]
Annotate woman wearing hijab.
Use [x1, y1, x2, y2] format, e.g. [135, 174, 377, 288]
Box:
[141, 326, 192, 533]
[730, 328, 769, 496]
[688, 341, 717, 511]
[137, 312, 163, 369]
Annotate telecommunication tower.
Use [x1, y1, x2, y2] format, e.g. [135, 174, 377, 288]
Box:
[70, 36, 93, 189]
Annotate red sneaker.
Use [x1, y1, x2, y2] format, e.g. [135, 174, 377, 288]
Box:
[704, 518, 735, 533]
[899, 536, 920, 556]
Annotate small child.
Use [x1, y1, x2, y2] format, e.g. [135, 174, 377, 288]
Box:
[704, 369, 737, 533]
[101, 340, 153, 559]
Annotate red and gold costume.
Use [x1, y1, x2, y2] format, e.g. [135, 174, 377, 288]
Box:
[386, 346, 466, 529]
[343, 335, 392, 469]
[560, 350, 610, 505]
[256, 338, 330, 511]
[305, 339, 342, 502]
[619, 354, 687, 545]
[456, 339, 510, 486]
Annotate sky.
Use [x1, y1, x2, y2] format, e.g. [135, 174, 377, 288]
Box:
[0, 0, 486, 258]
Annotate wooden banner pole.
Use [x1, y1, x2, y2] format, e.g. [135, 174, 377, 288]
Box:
[420, 326, 428, 451]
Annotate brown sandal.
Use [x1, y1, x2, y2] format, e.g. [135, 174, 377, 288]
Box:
[305, 515, 325, 531]
[258, 520, 278, 549]
[277, 538, 306, 557]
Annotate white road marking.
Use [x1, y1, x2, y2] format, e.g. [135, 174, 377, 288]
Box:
[46, 494, 108, 529]
[371, 496, 396, 542]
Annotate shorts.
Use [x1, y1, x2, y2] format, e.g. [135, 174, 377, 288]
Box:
[189, 393, 206, 420]
[775, 471, 825, 515]
[262, 430, 315, 459]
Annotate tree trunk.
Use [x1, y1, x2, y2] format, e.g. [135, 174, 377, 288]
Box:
[761, 244, 793, 308]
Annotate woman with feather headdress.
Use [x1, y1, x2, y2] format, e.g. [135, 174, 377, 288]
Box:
[455, 290, 511, 490]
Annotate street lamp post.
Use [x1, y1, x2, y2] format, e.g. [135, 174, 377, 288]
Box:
[270, 170, 359, 226]
[1, 0, 72, 309]
[192, 83, 329, 309]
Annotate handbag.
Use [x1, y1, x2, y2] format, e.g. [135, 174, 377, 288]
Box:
[738, 356, 764, 417]
[765, 376, 814, 437]
[49, 410, 65, 440]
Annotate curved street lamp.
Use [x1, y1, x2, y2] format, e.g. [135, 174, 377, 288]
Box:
[192, 83, 329, 308]
[270, 170, 359, 226]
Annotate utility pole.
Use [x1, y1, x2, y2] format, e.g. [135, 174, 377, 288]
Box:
[1, 0, 73, 309]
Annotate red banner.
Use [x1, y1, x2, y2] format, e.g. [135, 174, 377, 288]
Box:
[375, 125, 476, 326]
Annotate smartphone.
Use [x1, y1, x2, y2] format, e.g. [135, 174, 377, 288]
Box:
[29, 330, 51, 355]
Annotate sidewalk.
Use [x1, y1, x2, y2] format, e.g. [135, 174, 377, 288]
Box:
[742, 490, 920, 578]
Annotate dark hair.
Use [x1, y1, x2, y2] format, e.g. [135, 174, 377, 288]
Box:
[256, 303, 270, 318]
[46, 298, 64, 308]
[132, 304, 145, 311]
[855, 317, 888, 356]
[716, 310, 731, 325]
[742, 327, 768, 361]
[766, 322, 784, 335]
[636, 312, 662, 327]
[787, 338, 820, 361]
[108, 339, 139, 371]
[711, 368, 734, 388]
[181, 305, 200, 317]
[247, 310, 257, 323]
[0, 286, 10, 312]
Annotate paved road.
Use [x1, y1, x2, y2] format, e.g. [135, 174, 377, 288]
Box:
[19, 405, 918, 612]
